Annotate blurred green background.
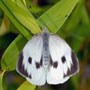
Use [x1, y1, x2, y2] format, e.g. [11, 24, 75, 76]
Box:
[0, 0, 90, 90]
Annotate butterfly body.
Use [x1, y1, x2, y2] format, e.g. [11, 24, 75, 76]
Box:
[16, 27, 79, 85]
[42, 28, 50, 68]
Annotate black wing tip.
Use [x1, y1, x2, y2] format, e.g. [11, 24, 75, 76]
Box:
[17, 51, 23, 71]
[16, 52, 28, 77]
[64, 50, 79, 77]
[16, 51, 33, 80]
[71, 50, 79, 73]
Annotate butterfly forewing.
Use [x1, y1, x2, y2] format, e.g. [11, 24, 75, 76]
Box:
[16, 35, 46, 85]
[47, 34, 79, 84]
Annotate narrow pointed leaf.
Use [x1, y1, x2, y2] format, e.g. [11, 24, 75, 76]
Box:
[0, 70, 5, 90]
[37, 0, 78, 33]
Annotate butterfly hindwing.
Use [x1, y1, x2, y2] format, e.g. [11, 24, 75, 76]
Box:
[47, 34, 79, 84]
[16, 35, 46, 85]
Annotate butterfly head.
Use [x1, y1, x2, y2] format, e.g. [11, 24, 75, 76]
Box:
[43, 27, 49, 33]
[42, 27, 50, 38]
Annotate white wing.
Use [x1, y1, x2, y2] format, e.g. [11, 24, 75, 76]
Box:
[47, 34, 79, 84]
[16, 35, 46, 85]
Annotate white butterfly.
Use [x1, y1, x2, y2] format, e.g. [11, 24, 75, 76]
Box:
[16, 27, 79, 85]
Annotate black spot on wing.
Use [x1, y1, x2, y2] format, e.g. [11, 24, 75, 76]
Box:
[53, 62, 58, 68]
[29, 74, 32, 79]
[61, 56, 66, 63]
[17, 52, 28, 77]
[36, 62, 40, 69]
[64, 51, 79, 77]
[50, 56, 58, 68]
[40, 58, 43, 66]
[50, 56, 53, 66]
[28, 57, 32, 64]
[35, 57, 43, 69]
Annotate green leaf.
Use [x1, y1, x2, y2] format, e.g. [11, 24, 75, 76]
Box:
[71, 37, 84, 53]
[17, 81, 36, 90]
[64, 0, 85, 31]
[71, 76, 80, 90]
[0, 14, 10, 36]
[68, 24, 90, 53]
[1, 34, 28, 71]
[81, 6, 90, 24]
[0, 70, 5, 90]
[0, 0, 41, 40]
[37, 0, 78, 33]
[26, 0, 43, 14]
[72, 24, 90, 38]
